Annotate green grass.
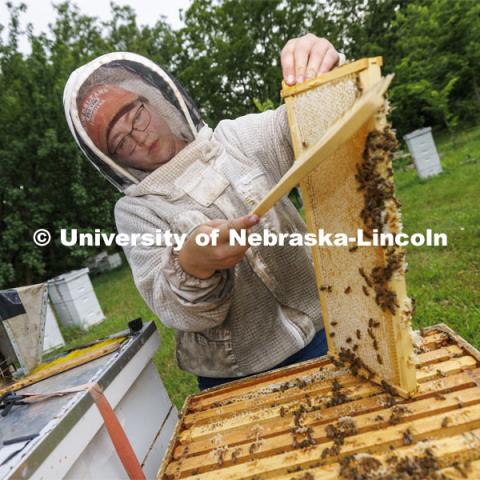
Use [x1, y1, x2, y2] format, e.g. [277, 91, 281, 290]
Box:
[395, 125, 480, 346]
[58, 124, 480, 410]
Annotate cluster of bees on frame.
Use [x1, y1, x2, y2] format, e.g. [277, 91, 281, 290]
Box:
[277, 378, 468, 479]
[322, 125, 410, 372]
[355, 126, 407, 317]
[328, 314, 384, 368]
[338, 447, 453, 480]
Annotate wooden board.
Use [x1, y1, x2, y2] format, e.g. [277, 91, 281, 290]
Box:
[282, 57, 416, 395]
[157, 325, 480, 479]
[0, 338, 124, 396]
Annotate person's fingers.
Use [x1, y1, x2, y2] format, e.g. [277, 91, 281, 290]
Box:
[319, 47, 340, 74]
[282, 34, 340, 85]
[294, 35, 315, 84]
[206, 219, 225, 228]
[215, 215, 258, 242]
[281, 39, 296, 85]
[223, 245, 250, 261]
[304, 39, 330, 80]
[212, 243, 249, 265]
[227, 214, 259, 233]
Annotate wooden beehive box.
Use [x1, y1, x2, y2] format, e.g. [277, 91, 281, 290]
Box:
[158, 324, 480, 479]
[281, 57, 416, 396]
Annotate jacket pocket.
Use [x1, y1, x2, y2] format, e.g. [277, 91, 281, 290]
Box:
[175, 327, 243, 377]
[175, 161, 230, 207]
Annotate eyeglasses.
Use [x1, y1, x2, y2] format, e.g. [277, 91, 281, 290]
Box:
[110, 103, 151, 157]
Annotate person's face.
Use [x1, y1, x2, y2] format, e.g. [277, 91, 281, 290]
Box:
[106, 98, 185, 171]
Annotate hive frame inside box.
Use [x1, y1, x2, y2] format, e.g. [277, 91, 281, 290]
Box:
[158, 324, 480, 479]
[282, 57, 416, 397]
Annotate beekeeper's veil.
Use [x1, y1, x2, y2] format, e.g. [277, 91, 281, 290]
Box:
[63, 52, 204, 192]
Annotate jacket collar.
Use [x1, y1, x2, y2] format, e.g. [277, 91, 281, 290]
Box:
[124, 126, 219, 197]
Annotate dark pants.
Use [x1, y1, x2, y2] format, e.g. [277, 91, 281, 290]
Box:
[197, 328, 328, 391]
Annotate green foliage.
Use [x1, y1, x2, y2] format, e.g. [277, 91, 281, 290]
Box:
[389, 0, 480, 134]
[174, 0, 338, 125]
[253, 97, 276, 113]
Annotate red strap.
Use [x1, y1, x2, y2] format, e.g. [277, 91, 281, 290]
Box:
[89, 385, 146, 480]
[23, 383, 146, 480]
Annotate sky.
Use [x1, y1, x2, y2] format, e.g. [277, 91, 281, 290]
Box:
[1, 0, 192, 52]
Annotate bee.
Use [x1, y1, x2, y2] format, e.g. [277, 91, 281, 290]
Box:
[249, 443, 260, 455]
[346, 337, 352, 344]
[217, 449, 225, 465]
[411, 297, 417, 316]
[331, 321, 338, 327]
[353, 344, 359, 352]
[280, 406, 286, 417]
[344, 286, 352, 294]
[368, 328, 375, 339]
[349, 245, 358, 252]
[441, 417, 450, 428]
[330, 332, 335, 338]
[359, 268, 373, 288]
[231, 448, 242, 463]
[320, 285, 333, 292]
[402, 429, 413, 446]
[373, 340, 379, 351]
[362, 286, 370, 297]
[332, 379, 342, 391]
[381, 380, 397, 396]
[356, 329, 361, 340]
[377, 354, 383, 364]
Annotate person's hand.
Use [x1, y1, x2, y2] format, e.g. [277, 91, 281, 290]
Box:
[281, 33, 340, 85]
[178, 215, 260, 279]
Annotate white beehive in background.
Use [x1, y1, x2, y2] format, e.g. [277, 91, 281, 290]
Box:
[103, 252, 122, 271]
[404, 127, 443, 179]
[42, 299, 65, 353]
[48, 268, 105, 330]
[87, 251, 123, 274]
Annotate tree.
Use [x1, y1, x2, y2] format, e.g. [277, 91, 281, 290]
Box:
[389, 0, 479, 134]
[0, 1, 176, 287]
[175, 0, 340, 126]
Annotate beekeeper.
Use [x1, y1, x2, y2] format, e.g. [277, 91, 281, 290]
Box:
[64, 34, 344, 390]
